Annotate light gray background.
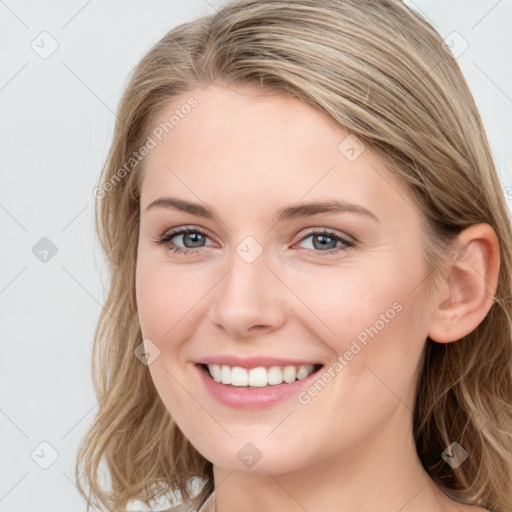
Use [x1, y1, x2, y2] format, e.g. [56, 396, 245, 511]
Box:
[1, 1, 511, 511]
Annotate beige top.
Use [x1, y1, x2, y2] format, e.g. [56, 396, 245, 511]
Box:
[163, 491, 215, 512]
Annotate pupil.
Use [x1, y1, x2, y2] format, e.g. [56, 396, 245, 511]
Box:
[313, 234, 335, 250]
[185, 232, 204, 248]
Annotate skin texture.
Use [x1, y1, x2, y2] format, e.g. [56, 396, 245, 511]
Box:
[135, 84, 498, 512]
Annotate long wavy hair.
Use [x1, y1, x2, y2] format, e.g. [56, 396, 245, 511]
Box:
[75, 1, 512, 510]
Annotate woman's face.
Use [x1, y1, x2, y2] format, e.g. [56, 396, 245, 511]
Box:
[135, 84, 436, 474]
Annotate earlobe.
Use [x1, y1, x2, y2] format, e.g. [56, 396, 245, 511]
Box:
[428, 223, 500, 344]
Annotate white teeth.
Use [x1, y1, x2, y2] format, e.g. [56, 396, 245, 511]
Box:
[221, 365, 231, 384]
[205, 363, 317, 387]
[248, 367, 268, 387]
[283, 366, 297, 383]
[296, 366, 311, 380]
[209, 364, 222, 382]
[268, 366, 283, 385]
[231, 366, 248, 386]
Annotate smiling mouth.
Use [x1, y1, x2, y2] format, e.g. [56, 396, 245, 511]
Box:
[199, 363, 324, 388]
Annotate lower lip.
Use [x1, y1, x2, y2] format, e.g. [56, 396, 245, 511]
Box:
[196, 364, 322, 410]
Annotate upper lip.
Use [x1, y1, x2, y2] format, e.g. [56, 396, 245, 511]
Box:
[197, 355, 323, 369]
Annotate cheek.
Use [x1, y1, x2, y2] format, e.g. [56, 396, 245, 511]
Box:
[136, 264, 169, 340]
[286, 256, 427, 380]
[287, 266, 428, 450]
[135, 260, 201, 420]
[287, 261, 405, 336]
[135, 258, 201, 341]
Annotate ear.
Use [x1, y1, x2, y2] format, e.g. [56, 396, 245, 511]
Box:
[428, 223, 500, 343]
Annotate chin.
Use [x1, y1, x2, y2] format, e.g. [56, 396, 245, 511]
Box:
[189, 436, 315, 476]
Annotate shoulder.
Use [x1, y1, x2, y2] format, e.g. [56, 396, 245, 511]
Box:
[161, 506, 193, 512]
[160, 496, 202, 512]
[160, 503, 197, 512]
[457, 505, 490, 512]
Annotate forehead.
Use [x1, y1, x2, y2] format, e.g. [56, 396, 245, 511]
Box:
[139, 85, 417, 224]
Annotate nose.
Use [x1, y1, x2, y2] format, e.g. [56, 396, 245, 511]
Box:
[207, 245, 287, 340]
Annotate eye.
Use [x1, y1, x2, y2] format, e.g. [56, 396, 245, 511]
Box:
[155, 226, 355, 257]
[155, 226, 215, 255]
[295, 229, 355, 256]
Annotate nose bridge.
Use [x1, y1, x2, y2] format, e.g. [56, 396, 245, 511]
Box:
[208, 235, 286, 336]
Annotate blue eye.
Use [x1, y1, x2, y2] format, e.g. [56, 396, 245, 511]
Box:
[155, 226, 213, 255]
[155, 226, 355, 256]
[296, 229, 354, 256]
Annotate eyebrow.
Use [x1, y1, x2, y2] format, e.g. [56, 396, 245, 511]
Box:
[145, 196, 379, 223]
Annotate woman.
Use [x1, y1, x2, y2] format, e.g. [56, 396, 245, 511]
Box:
[76, 1, 512, 511]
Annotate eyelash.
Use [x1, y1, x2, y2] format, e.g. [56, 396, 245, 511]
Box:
[155, 225, 355, 257]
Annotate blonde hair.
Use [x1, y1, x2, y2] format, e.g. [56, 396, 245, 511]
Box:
[75, 1, 512, 510]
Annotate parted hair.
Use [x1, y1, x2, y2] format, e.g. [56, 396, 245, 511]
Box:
[75, 1, 512, 510]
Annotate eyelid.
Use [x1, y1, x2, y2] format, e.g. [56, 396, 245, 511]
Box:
[158, 225, 355, 242]
[293, 228, 355, 254]
[297, 226, 356, 243]
[155, 224, 356, 256]
[155, 225, 216, 246]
